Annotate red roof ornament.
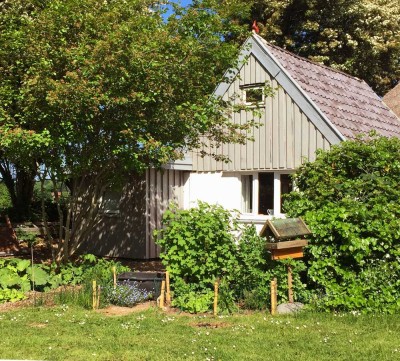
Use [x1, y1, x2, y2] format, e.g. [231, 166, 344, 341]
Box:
[252, 20, 259, 34]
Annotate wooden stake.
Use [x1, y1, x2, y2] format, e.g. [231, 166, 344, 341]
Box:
[97, 285, 101, 309]
[213, 280, 219, 316]
[270, 278, 277, 316]
[113, 266, 117, 290]
[92, 280, 97, 310]
[165, 271, 171, 304]
[159, 280, 165, 308]
[287, 265, 294, 303]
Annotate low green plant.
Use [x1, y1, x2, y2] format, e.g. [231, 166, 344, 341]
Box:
[57, 254, 130, 287]
[0, 255, 130, 305]
[53, 285, 92, 309]
[171, 278, 214, 313]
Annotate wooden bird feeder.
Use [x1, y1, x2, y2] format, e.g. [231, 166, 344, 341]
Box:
[260, 217, 311, 260]
[260, 217, 311, 305]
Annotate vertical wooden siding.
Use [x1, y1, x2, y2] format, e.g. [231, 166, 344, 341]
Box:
[192, 55, 331, 172]
[145, 169, 185, 258]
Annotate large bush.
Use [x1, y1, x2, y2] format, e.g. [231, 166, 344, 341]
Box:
[284, 135, 400, 312]
[156, 202, 307, 312]
[156, 202, 241, 287]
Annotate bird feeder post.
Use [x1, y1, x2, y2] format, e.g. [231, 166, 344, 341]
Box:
[261, 218, 311, 307]
[287, 265, 294, 304]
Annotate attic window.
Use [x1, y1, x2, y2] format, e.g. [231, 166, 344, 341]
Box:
[242, 85, 264, 106]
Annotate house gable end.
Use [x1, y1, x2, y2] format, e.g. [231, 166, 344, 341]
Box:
[213, 36, 344, 145]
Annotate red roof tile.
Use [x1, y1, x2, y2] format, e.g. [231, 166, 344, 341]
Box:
[257, 37, 400, 140]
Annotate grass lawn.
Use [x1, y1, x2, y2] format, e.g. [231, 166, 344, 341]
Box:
[1, 305, 400, 361]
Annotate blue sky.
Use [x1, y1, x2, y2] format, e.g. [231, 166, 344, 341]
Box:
[163, 0, 193, 18]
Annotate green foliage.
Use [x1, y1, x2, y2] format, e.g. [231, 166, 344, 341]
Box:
[156, 202, 239, 288]
[57, 254, 130, 287]
[233, 226, 309, 309]
[171, 278, 215, 314]
[240, 0, 400, 95]
[15, 227, 39, 245]
[157, 203, 308, 312]
[284, 135, 400, 312]
[0, 0, 255, 258]
[0, 183, 12, 211]
[0, 258, 38, 302]
[0, 254, 129, 304]
[156, 202, 240, 312]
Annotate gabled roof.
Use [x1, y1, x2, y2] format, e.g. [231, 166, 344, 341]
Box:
[383, 83, 400, 119]
[217, 35, 400, 141]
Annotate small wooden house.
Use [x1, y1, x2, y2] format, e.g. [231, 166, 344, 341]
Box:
[81, 34, 400, 259]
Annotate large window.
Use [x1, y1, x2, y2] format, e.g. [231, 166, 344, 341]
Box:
[241, 172, 293, 216]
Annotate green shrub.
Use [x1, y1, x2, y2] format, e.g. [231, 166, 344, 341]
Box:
[156, 202, 240, 312]
[285, 134, 400, 313]
[156, 203, 308, 312]
[170, 278, 214, 313]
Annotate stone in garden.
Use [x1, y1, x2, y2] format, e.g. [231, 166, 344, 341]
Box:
[276, 302, 304, 314]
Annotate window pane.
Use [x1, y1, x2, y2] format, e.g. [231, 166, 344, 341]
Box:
[280, 174, 293, 195]
[281, 174, 293, 211]
[245, 88, 263, 105]
[259, 173, 274, 215]
[241, 175, 253, 213]
[102, 191, 121, 215]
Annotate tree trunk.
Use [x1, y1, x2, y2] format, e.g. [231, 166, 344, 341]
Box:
[0, 159, 37, 221]
[15, 166, 36, 220]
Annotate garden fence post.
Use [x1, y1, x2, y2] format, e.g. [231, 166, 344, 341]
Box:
[97, 285, 101, 309]
[287, 265, 294, 303]
[213, 279, 219, 316]
[113, 266, 117, 290]
[159, 280, 165, 308]
[165, 271, 171, 304]
[92, 280, 97, 310]
[271, 278, 277, 315]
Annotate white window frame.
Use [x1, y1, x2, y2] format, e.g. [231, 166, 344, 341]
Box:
[241, 84, 265, 107]
[241, 171, 294, 217]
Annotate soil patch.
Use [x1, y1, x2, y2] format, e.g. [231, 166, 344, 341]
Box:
[95, 301, 156, 316]
[190, 321, 231, 329]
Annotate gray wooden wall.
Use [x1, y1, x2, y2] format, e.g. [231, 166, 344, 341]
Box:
[81, 169, 186, 259]
[193, 54, 331, 172]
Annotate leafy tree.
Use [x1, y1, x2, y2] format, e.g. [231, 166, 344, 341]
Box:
[0, 1, 47, 219]
[238, 0, 400, 95]
[284, 135, 400, 312]
[0, 0, 253, 261]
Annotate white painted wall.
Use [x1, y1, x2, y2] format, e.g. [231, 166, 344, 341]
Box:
[184, 172, 242, 210]
[183, 171, 286, 235]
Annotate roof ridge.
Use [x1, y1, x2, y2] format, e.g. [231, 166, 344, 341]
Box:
[254, 34, 364, 84]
